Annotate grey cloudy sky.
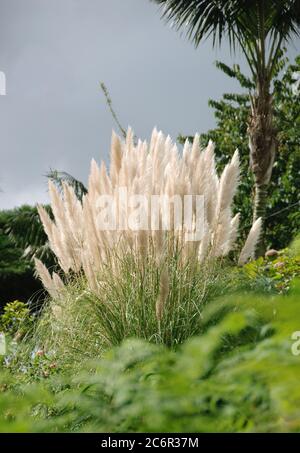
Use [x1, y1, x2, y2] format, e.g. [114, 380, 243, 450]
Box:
[0, 0, 299, 209]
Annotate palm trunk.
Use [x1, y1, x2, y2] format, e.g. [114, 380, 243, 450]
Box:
[248, 82, 277, 257]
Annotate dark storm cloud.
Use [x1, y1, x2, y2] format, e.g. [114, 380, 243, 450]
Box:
[0, 0, 299, 208]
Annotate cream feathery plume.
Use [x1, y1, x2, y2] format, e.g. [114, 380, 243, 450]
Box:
[58, 185, 82, 272]
[149, 127, 159, 157]
[170, 143, 179, 168]
[48, 180, 66, 230]
[34, 258, 52, 292]
[50, 225, 72, 273]
[202, 141, 219, 225]
[99, 161, 112, 195]
[48, 183, 79, 271]
[34, 258, 59, 299]
[216, 150, 240, 214]
[82, 196, 102, 269]
[125, 126, 134, 153]
[88, 159, 101, 199]
[220, 213, 240, 256]
[227, 213, 240, 251]
[110, 130, 122, 186]
[198, 223, 211, 263]
[164, 135, 173, 157]
[194, 150, 205, 195]
[136, 140, 148, 177]
[188, 134, 200, 186]
[152, 132, 164, 181]
[52, 272, 65, 292]
[238, 217, 262, 266]
[212, 208, 232, 257]
[182, 138, 191, 165]
[191, 133, 200, 162]
[203, 140, 216, 173]
[37, 204, 54, 242]
[36, 128, 244, 294]
[36, 207, 67, 272]
[62, 182, 83, 238]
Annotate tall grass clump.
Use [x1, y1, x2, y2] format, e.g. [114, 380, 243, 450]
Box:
[30, 128, 261, 359]
[30, 253, 236, 366]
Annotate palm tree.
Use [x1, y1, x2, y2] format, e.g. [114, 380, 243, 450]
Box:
[151, 0, 300, 255]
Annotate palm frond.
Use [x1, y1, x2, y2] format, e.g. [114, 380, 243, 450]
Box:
[152, 0, 239, 48]
[46, 170, 87, 202]
[268, 0, 300, 41]
[152, 1, 300, 49]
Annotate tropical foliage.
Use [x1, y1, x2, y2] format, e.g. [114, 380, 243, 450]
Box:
[152, 0, 300, 254]
[180, 54, 300, 250]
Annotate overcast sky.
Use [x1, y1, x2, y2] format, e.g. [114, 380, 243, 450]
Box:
[0, 0, 299, 209]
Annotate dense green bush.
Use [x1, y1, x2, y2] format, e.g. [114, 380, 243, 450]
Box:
[0, 207, 49, 310]
[0, 301, 34, 339]
[1, 280, 300, 433]
[244, 249, 300, 293]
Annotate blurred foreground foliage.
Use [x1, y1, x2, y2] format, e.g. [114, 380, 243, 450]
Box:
[1, 279, 300, 433]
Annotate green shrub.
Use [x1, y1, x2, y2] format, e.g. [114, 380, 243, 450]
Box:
[244, 249, 300, 293]
[0, 301, 34, 339]
[1, 281, 300, 433]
